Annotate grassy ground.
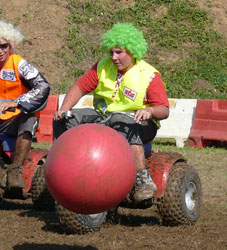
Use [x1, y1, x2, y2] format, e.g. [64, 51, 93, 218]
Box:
[53, 0, 227, 100]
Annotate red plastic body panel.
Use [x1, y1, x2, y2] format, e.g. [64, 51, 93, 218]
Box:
[35, 95, 59, 143]
[147, 152, 186, 199]
[0, 147, 46, 195]
[189, 99, 227, 148]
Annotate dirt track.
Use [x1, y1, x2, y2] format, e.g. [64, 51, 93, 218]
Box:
[0, 149, 226, 250]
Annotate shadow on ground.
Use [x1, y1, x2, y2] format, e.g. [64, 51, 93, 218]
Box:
[13, 243, 98, 250]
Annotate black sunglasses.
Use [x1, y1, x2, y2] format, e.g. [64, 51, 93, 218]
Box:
[0, 44, 9, 49]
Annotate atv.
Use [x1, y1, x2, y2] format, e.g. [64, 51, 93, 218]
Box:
[31, 111, 202, 234]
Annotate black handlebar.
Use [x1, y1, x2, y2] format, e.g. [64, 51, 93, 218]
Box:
[62, 110, 135, 125]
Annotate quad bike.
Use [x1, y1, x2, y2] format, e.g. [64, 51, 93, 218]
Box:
[0, 132, 54, 210]
[31, 111, 202, 234]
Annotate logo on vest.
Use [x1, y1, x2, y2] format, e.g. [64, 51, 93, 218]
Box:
[1, 69, 16, 81]
[123, 87, 137, 101]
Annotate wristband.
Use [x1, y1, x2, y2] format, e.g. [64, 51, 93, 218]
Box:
[147, 107, 153, 115]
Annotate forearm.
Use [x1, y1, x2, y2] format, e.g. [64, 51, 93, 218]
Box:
[134, 105, 169, 123]
[60, 85, 86, 111]
[146, 105, 169, 120]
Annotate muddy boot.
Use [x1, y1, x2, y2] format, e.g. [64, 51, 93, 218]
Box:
[133, 169, 157, 203]
[0, 165, 8, 189]
[7, 165, 25, 189]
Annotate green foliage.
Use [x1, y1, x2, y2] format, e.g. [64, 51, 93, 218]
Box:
[32, 142, 52, 150]
[152, 138, 227, 153]
[55, 0, 226, 99]
[0, 8, 5, 18]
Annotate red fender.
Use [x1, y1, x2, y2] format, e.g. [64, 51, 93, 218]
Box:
[22, 149, 47, 194]
[147, 152, 186, 200]
[0, 134, 47, 195]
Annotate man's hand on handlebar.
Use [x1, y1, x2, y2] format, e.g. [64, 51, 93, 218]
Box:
[54, 109, 68, 121]
[134, 108, 153, 124]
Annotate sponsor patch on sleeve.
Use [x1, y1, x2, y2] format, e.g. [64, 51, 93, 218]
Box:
[19, 61, 38, 79]
[123, 86, 137, 101]
[1, 69, 16, 81]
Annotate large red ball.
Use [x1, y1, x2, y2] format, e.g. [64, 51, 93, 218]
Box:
[45, 123, 136, 214]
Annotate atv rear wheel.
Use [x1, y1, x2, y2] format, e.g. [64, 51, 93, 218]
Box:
[56, 203, 107, 234]
[157, 161, 202, 226]
[31, 156, 55, 211]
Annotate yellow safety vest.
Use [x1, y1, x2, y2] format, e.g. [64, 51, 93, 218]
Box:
[94, 56, 159, 114]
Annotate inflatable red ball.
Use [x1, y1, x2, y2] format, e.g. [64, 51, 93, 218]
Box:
[45, 123, 136, 214]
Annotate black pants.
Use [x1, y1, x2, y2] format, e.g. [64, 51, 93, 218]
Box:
[53, 108, 158, 145]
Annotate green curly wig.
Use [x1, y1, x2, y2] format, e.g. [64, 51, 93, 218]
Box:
[101, 23, 147, 60]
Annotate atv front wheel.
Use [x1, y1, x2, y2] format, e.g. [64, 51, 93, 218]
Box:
[56, 203, 107, 234]
[31, 156, 55, 211]
[158, 161, 202, 226]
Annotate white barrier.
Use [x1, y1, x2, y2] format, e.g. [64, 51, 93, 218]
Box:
[156, 98, 197, 147]
[58, 95, 197, 147]
[59, 94, 94, 110]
